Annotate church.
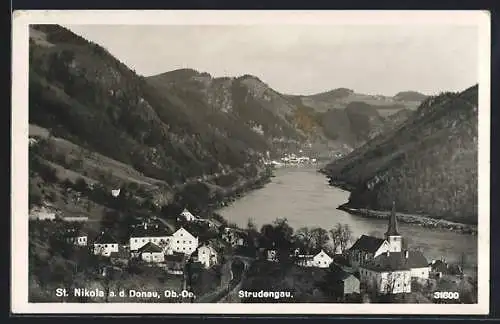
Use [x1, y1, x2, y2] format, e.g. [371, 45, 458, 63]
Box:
[348, 202, 430, 294]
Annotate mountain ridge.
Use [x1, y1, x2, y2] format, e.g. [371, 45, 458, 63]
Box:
[322, 85, 478, 224]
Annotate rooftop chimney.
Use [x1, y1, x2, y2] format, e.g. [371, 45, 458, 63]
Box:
[386, 250, 390, 257]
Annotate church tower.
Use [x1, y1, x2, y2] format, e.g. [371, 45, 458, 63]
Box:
[385, 201, 402, 252]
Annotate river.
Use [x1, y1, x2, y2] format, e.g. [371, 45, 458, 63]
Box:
[218, 167, 477, 268]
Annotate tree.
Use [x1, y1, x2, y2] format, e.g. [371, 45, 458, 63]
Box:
[310, 227, 330, 251]
[330, 223, 353, 254]
[295, 227, 314, 253]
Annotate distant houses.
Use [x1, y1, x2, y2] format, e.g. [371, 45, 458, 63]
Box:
[29, 206, 57, 221]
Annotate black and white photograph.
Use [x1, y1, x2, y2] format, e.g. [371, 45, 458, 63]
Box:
[11, 10, 490, 314]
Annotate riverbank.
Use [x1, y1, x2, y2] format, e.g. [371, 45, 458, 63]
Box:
[337, 204, 477, 235]
[319, 171, 478, 236]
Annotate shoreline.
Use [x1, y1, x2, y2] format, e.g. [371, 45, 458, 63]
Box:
[337, 204, 477, 236]
[320, 172, 477, 236]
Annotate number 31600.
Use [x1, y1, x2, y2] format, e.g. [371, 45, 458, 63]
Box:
[434, 291, 460, 299]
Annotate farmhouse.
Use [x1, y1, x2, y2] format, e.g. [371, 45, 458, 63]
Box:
[65, 228, 88, 246]
[137, 242, 165, 263]
[93, 232, 119, 257]
[193, 244, 218, 269]
[296, 249, 334, 268]
[129, 223, 171, 251]
[179, 208, 196, 222]
[167, 227, 199, 256]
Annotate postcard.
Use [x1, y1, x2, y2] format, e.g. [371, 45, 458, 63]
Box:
[11, 9, 490, 314]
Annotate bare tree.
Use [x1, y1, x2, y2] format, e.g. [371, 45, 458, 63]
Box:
[296, 227, 314, 253]
[310, 227, 330, 251]
[330, 223, 353, 254]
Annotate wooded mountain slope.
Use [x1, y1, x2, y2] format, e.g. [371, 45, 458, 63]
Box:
[322, 85, 478, 224]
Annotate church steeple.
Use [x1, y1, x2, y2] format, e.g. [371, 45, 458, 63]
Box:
[385, 200, 399, 236]
[385, 201, 402, 252]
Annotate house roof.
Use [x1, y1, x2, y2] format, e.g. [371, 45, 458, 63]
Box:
[349, 235, 386, 253]
[330, 268, 357, 282]
[362, 250, 429, 272]
[66, 228, 88, 237]
[138, 242, 163, 253]
[430, 260, 448, 273]
[94, 232, 118, 244]
[130, 225, 171, 238]
[165, 253, 185, 262]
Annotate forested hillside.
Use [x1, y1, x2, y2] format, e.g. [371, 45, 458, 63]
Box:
[322, 85, 478, 224]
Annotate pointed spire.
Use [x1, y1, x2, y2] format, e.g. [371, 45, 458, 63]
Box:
[385, 200, 400, 236]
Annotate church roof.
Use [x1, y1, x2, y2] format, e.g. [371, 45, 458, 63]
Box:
[362, 250, 429, 272]
[138, 242, 163, 253]
[349, 235, 386, 253]
[385, 201, 400, 236]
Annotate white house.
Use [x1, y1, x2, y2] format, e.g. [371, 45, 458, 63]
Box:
[296, 249, 333, 268]
[195, 244, 218, 268]
[129, 223, 171, 251]
[93, 232, 119, 257]
[179, 208, 196, 222]
[312, 249, 334, 268]
[66, 229, 88, 246]
[138, 242, 165, 263]
[167, 227, 199, 256]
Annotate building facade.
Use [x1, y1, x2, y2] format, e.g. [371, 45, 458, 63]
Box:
[129, 223, 171, 251]
[93, 232, 119, 257]
[167, 227, 198, 255]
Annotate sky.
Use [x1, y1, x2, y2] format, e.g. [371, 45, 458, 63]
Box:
[64, 24, 478, 96]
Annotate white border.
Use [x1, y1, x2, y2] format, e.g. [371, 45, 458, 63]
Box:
[11, 10, 491, 315]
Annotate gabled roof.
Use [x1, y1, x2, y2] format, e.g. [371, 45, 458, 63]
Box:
[430, 260, 448, 273]
[172, 227, 197, 239]
[329, 267, 358, 282]
[362, 250, 429, 272]
[94, 232, 118, 244]
[66, 228, 88, 237]
[312, 249, 333, 258]
[349, 235, 387, 253]
[138, 242, 163, 253]
[130, 225, 171, 238]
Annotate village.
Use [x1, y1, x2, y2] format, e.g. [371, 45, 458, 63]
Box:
[29, 189, 476, 303]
